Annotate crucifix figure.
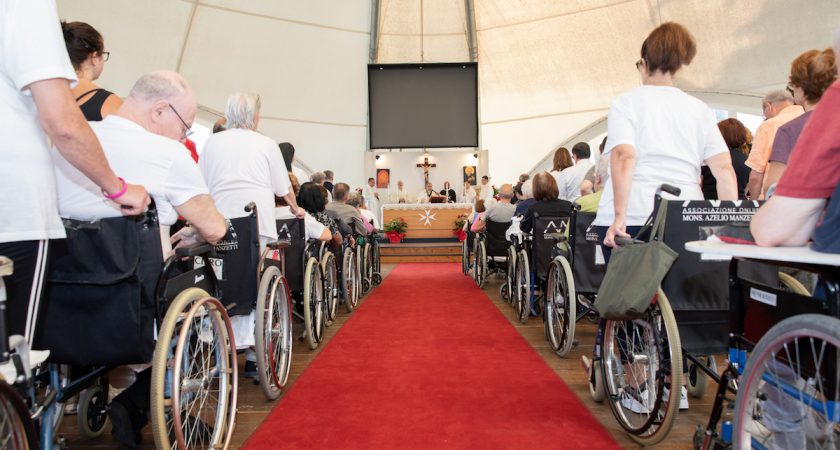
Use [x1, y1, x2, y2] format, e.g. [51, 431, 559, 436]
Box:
[416, 156, 436, 186]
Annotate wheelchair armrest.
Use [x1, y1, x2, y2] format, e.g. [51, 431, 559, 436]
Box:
[0, 256, 12, 277]
[266, 239, 290, 250]
[545, 232, 567, 242]
[175, 243, 216, 258]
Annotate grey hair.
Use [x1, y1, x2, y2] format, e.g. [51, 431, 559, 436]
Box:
[128, 70, 190, 103]
[324, 170, 334, 180]
[498, 184, 514, 200]
[346, 193, 362, 208]
[763, 89, 793, 105]
[521, 179, 533, 199]
[310, 172, 326, 184]
[224, 92, 261, 130]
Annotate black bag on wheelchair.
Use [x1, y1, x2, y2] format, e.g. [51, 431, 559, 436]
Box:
[205, 215, 260, 317]
[571, 212, 606, 294]
[533, 213, 572, 279]
[275, 218, 306, 293]
[485, 220, 511, 259]
[36, 210, 162, 366]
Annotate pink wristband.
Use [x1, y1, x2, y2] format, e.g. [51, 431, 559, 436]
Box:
[103, 177, 127, 200]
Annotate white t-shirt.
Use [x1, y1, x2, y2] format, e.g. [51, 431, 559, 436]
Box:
[200, 128, 291, 240]
[594, 85, 727, 227]
[0, 0, 78, 243]
[53, 116, 208, 226]
[556, 159, 594, 202]
[274, 207, 326, 241]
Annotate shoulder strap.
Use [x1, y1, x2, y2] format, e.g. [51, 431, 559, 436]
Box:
[75, 88, 105, 102]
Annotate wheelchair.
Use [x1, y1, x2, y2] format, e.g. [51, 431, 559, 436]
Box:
[472, 220, 511, 289]
[352, 221, 381, 295]
[338, 220, 362, 313]
[275, 217, 326, 351]
[462, 219, 474, 276]
[594, 186, 764, 446]
[1, 204, 238, 450]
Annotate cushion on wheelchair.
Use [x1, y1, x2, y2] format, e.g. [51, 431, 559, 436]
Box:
[36, 213, 162, 366]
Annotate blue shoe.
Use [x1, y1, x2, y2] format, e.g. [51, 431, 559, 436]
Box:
[243, 360, 257, 379]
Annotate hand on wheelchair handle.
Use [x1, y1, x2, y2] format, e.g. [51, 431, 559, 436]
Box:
[292, 205, 306, 220]
[604, 220, 630, 248]
[171, 226, 206, 249]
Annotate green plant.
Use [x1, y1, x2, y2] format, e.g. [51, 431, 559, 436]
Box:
[453, 213, 468, 231]
[384, 216, 408, 234]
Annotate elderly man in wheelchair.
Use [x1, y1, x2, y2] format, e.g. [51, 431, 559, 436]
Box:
[37, 70, 233, 449]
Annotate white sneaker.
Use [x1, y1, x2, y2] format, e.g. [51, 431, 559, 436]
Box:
[663, 385, 689, 410]
[621, 385, 653, 414]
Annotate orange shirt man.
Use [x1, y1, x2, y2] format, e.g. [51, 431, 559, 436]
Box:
[745, 90, 803, 199]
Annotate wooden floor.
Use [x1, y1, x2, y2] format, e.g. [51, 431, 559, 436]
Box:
[58, 263, 724, 449]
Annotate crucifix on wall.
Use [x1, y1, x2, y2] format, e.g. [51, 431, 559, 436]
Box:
[416, 156, 436, 186]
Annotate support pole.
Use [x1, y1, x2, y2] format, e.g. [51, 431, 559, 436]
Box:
[369, 0, 381, 63]
[464, 0, 477, 62]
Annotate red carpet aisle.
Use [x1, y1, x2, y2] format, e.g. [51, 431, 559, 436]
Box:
[245, 263, 618, 449]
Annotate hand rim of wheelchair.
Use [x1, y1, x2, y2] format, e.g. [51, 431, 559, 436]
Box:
[321, 252, 339, 326]
[342, 249, 359, 312]
[601, 288, 682, 446]
[732, 314, 840, 450]
[545, 256, 576, 357]
[150, 288, 238, 450]
[302, 257, 325, 350]
[255, 265, 293, 399]
[505, 246, 516, 305]
[516, 249, 530, 324]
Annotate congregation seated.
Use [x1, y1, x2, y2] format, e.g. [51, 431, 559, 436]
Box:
[751, 77, 840, 253]
[575, 156, 610, 213]
[346, 194, 375, 234]
[351, 194, 380, 230]
[52, 70, 227, 255]
[276, 173, 331, 242]
[513, 180, 535, 217]
[702, 119, 751, 200]
[469, 199, 487, 233]
[325, 183, 369, 235]
[473, 184, 516, 232]
[522, 172, 574, 233]
[298, 181, 344, 248]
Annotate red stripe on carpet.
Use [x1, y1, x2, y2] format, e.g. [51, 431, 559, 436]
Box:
[244, 263, 619, 449]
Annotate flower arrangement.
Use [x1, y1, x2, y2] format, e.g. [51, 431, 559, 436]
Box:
[453, 213, 468, 241]
[384, 216, 408, 243]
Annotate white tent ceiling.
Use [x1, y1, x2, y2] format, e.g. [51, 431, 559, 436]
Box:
[58, 0, 840, 186]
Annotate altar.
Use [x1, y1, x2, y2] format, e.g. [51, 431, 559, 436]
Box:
[382, 203, 472, 240]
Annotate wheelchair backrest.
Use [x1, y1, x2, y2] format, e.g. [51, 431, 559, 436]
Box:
[485, 220, 512, 258]
[276, 218, 306, 293]
[38, 207, 163, 366]
[203, 212, 260, 316]
[656, 199, 761, 353]
[572, 212, 606, 294]
[532, 212, 573, 279]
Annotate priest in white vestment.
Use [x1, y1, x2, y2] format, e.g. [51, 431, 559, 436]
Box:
[363, 177, 381, 225]
[390, 180, 411, 204]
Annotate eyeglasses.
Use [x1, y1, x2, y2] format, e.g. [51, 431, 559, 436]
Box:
[168, 103, 193, 140]
[100, 51, 110, 62]
[786, 84, 795, 96]
[635, 59, 644, 71]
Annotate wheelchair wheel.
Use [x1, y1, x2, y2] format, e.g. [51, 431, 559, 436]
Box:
[0, 379, 37, 449]
[150, 288, 237, 450]
[302, 257, 324, 350]
[362, 244, 373, 294]
[461, 238, 469, 276]
[321, 251, 339, 326]
[505, 246, 517, 305]
[371, 243, 382, 286]
[686, 355, 710, 399]
[515, 250, 530, 324]
[733, 314, 840, 450]
[255, 265, 293, 400]
[77, 382, 109, 439]
[601, 288, 681, 446]
[342, 250, 358, 312]
[590, 362, 606, 403]
[475, 241, 487, 288]
[545, 257, 576, 357]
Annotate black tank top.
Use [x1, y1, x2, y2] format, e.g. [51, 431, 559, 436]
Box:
[75, 88, 114, 122]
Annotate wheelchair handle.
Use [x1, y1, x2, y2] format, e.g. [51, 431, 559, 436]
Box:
[175, 242, 217, 258]
[656, 184, 681, 197]
[614, 236, 641, 247]
[545, 232, 567, 243]
[244, 202, 257, 213]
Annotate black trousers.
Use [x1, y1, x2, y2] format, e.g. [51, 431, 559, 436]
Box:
[0, 240, 49, 344]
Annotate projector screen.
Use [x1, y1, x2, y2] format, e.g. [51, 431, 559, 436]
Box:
[368, 63, 478, 149]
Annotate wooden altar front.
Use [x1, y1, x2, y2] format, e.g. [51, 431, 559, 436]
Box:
[382, 203, 472, 240]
